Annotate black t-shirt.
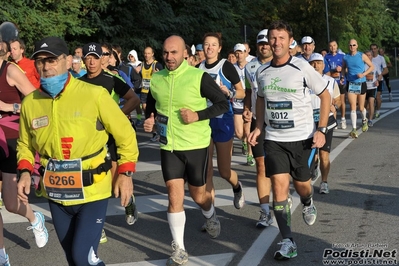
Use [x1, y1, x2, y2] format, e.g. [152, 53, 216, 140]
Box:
[79, 70, 130, 98]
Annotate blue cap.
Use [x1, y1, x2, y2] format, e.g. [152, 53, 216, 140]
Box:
[195, 44, 203, 51]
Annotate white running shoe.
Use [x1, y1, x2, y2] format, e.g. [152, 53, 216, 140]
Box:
[256, 209, 274, 228]
[27, 211, 48, 248]
[125, 195, 138, 225]
[0, 253, 10, 266]
[274, 238, 297, 260]
[319, 182, 330, 194]
[166, 241, 188, 266]
[233, 181, 245, 209]
[204, 210, 221, 238]
[302, 199, 317, 226]
[340, 119, 347, 129]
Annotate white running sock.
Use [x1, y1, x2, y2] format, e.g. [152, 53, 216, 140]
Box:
[361, 109, 367, 120]
[260, 203, 270, 214]
[167, 211, 186, 251]
[201, 204, 215, 219]
[351, 111, 357, 129]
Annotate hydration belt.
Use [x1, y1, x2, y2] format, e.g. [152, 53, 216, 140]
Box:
[38, 148, 112, 187]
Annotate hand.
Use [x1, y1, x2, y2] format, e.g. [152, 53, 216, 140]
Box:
[113, 174, 133, 207]
[219, 81, 229, 96]
[17, 172, 31, 204]
[143, 113, 155, 132]
[247, 128, 261, 146]
[357, 73, 364, 78]
[312, 131, 326, 148]
[180, 108, 198, 124]
[242, 110, 252, 123]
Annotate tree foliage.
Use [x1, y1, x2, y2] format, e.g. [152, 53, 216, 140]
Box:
[0, 0, 398, 59]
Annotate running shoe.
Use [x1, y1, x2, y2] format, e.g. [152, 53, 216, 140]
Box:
[319, 182, 329, 194]
[375, 112, 380, 119]
[340, 119, 347, 129]
[389, 93, 393, 102]
[26, 211, 48, 248]
[242, 141, 248, 155]
[100, 229, 108, 244]
[233, 181, 245, 209]
[0, 253, 10, 266]
[150, 133, 160, 142]
[349, 129, 358, 139]
[204, 209, 221, 238]
[256, 209, 273, 228]
[125, 195, 138, 225]
[362, 119, 368, 132]
[246, 155, 255, 166]
[368, 120, 373, 127]
[302, 199, 317, 226]
[274, 238, 297, 260]
[166, 241, 188, 266]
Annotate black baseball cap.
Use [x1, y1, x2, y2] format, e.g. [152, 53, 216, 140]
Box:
[82, 42, 103, 58]
[31, 36, 69, 58]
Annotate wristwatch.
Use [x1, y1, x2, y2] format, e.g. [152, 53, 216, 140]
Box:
[317, 127, 328, 135]
[13, 103, 19, 114]
[121, 171, 134, 178]
[16, 168, 31, 182]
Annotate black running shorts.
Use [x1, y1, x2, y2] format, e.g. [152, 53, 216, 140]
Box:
[160, 147, 208, 187]
[250, 118, 265, 158]
[264, 138, 314, 182]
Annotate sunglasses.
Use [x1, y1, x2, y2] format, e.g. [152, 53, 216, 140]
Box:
[34, 55, 64, 67]
[349, 44, 357, 47]
[257, 34, 267, 40]
[102, 52, 110, 56]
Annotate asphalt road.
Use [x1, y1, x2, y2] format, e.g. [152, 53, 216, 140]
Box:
[3, 80, 399, 266]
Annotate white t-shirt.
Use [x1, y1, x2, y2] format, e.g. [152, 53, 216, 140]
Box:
[233, 63, 246, 110]
[244, 58, 267, 118]
[310, 74, 339, 120]
[371, 55, 386, 78]
[256, 56, 328, 142]
[199, 59, 230, 119]
[365, 62, 381, 90]
[246, 54, 256, 62]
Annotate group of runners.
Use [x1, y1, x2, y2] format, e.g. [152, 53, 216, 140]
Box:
[0, 18, 394, 266]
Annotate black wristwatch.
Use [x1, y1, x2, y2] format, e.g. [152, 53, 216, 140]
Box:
[317, 127, 328, 135]
[121, 171, 134, 178]
[17, 168, 31, 182]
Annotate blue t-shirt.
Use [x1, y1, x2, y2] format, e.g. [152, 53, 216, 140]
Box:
[343, 52, 366, 83]
[70, 69, 87, 78]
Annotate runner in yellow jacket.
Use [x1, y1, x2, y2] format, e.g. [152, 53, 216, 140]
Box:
[16, 36, 139, 266]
